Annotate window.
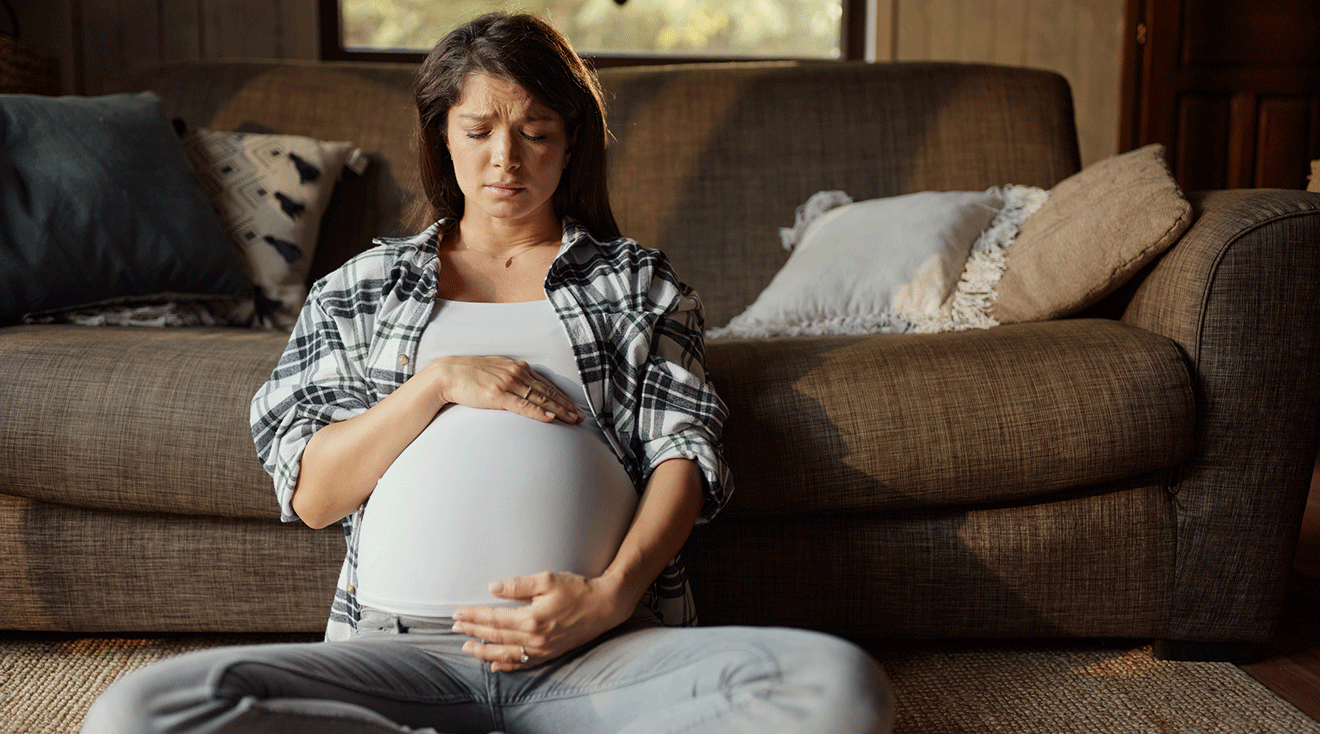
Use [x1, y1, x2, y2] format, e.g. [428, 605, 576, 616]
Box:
[321, 0, 865, 64]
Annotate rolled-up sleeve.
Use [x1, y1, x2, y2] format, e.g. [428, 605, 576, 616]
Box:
[637, 281, 734, 524]
[250, 280, 374, 523]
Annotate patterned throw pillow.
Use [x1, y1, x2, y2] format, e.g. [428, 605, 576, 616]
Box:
[181, 128, 367, 329]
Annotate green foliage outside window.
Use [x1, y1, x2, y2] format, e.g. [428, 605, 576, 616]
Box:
[341, 0, 844, 59]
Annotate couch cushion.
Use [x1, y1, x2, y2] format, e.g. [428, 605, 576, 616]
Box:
[0, 92, 250, 323]
[706, 318, 1194, 515]
[0, 325, 286, 519]
[2, 319, 1192, 521]
[0, 493, 338, 632]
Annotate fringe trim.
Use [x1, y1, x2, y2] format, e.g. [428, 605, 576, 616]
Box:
[708, 185, 1048, 340]
[23, 295, 255, 328]
[707, 312, 913, 339]
[910, 184, 1048, 334]
[779, 190, 853, 250]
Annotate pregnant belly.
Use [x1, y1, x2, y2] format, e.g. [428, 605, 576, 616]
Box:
[355, 406, 638, 617]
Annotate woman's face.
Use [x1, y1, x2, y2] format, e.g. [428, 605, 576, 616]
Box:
[446, 73, 570, 229]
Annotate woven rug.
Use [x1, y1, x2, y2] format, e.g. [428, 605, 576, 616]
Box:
[871, 641, 1320, 733]
[1, 635, 1317, 733]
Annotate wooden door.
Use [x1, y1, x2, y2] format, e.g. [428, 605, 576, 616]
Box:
[1121, 0, 1320, 190]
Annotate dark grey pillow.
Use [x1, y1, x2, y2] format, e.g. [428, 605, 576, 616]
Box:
[0, 92, 250, 322]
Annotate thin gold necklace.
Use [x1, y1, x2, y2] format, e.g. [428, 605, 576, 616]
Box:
[439, 219, 556, 268]
[459, 244, 538, 268]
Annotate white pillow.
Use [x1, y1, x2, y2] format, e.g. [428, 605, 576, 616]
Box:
[708, 186, 1047, 339]
[181, 128, 367, 329]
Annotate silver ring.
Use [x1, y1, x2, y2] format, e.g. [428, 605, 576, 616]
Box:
[519, 645, 529, 664]
[523, 386, 533, 401]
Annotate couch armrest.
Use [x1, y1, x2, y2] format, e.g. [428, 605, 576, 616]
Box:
[1119, 188, 1320, 643]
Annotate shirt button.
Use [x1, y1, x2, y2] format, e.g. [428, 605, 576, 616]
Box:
[426, 289, 436, 298]
[346, 585, 356, 595]
[397, 354, 409, 366]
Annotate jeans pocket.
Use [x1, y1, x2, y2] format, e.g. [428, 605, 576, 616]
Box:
[355, 608, 400, 635]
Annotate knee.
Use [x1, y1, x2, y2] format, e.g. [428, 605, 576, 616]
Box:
[784, 631, 896, 734]
[81, 663, 165, 734]
[80, 649, 231, 734]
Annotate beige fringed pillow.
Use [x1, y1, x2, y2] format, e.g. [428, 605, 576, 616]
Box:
[707, 187, 1046, 338]
[991, 144, 1192, 323]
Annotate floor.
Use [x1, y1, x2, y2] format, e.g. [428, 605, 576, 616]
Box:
[1238, 455, 1320, 720]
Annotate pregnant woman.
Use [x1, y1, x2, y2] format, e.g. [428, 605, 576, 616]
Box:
[82, 13, 893, 733]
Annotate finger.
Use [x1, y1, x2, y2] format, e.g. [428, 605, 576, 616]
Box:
[513, 379, 582, 424]
[452, 603, 527, 636]
[452, 619, 536, 658]
[489, 573, 553, 600]
[536, 385, 586, 424]
[504, 362, 577, 414]
[462, 641, 532, 672]
[540, 390, 585, 424]
[504, 382, 558, 423]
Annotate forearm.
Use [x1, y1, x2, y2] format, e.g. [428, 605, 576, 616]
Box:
[294, 367, 444, 529]
[599, 457, 705, 619]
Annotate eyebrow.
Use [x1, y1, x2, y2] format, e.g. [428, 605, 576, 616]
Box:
[457, 112, 557, 123]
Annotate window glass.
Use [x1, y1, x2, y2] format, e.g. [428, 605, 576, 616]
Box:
[340, 0, 845, 59]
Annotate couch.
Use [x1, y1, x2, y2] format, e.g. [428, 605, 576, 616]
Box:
[2, 59, 1317, 662]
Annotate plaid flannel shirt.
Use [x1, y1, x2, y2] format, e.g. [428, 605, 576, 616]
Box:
[251, 220, 733, 641]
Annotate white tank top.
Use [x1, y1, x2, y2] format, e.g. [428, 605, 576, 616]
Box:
[354, 299, 638, 617]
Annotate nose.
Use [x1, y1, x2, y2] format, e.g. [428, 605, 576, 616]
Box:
[491, 130, 520, 171]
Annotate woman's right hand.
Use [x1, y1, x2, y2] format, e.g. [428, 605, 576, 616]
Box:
[425, 355, 584, 424]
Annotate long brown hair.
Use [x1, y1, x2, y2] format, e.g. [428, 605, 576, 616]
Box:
[414, 13, 619, 240]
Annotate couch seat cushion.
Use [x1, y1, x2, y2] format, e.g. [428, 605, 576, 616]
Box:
[1, 318, 1193, 522]
[0, 325, 287, 519]
[707, 318, 1194, 516]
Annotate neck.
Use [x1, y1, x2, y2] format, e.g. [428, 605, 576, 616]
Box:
[452, 210, 562, 255]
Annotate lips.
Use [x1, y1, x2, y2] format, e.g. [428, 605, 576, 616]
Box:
[486, 182, 524, 196]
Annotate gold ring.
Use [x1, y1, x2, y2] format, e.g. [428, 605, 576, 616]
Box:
[520, 645, 529, 664]
[523, 386, 533, 401]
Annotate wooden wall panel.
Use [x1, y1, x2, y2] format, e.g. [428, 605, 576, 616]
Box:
[18, 0, 317, 95]
[1176, 92, 1231, 190]
[1128, 0, 1320, 191]
[282, 0, 319, 60]
[956, 2, 994, 62]
[24, 0, 1122, 164]
[1256, 98, 1319, 190]
[160, 0, 205, 60]
[77, 0, 160, 93]
[990, 0, 1030, 65]
[202, 0, 283, 60]
[895, 0, 931, 59]
[1184, 0, 1320, 66]
[891, 0, 1126, 166]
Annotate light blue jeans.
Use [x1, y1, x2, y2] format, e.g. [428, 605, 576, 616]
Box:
[81, 609, 894, 733]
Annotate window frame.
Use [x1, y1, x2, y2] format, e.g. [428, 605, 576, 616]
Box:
[317, 0, 867, 66]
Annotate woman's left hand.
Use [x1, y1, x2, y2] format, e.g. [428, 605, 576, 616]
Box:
[451, 571, 633, 672]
